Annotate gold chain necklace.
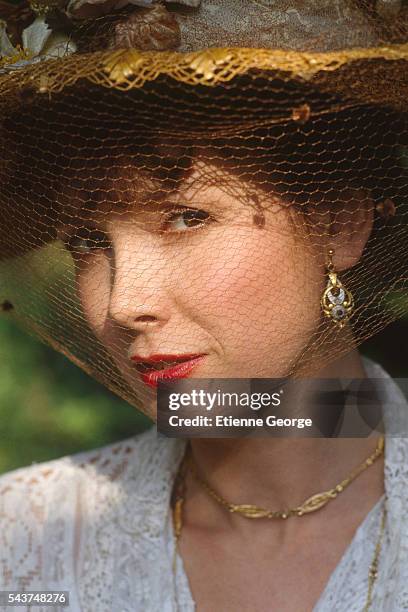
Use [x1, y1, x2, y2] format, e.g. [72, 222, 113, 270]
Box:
[171, 437, 386, 611]
[186, 437, 384, 519]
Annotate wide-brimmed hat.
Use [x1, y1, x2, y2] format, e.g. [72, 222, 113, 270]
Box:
[0, 0, 407, 416]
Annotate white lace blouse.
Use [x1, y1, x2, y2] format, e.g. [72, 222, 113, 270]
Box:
[1, 357, 408, 612]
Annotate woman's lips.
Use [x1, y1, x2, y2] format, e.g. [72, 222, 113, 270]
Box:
[131, 354, 207, 389]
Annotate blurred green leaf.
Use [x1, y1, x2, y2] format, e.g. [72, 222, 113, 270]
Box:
[0, 317, 151, 473]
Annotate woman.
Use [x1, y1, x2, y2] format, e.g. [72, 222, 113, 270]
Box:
[0, 1, 407, 611]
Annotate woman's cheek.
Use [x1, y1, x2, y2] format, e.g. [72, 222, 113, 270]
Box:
[178, 225, 296, 314]
[175, 225, 323, 375]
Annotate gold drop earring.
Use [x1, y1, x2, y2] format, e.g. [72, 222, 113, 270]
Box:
[320, 249, 354, 328]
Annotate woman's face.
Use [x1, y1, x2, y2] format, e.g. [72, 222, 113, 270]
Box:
[61, 159, 325, 418]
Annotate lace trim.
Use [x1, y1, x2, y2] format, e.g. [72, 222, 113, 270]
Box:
[1, 358, 408, 611]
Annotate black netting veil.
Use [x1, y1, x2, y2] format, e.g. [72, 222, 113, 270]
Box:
[0, 0, 407, 417]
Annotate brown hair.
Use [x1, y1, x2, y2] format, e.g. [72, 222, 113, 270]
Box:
[0, 78, 406, 259]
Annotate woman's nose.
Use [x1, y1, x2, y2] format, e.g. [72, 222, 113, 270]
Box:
[108, 238, 171, 332]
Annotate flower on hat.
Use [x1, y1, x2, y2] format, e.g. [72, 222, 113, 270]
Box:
[0, 14, 76, 72]
[0, 0, 205, 68]
[66, 0, 200, 21]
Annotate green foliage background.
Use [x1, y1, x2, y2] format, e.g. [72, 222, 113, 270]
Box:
[0, 318, 151, 473]
[0, 313, 407, 474]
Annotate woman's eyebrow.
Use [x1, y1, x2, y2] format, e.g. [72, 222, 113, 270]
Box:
[56, 153, 207, 225]
[64, 188, 190, 227]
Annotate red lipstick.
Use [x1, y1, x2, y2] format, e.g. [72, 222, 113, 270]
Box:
[130, 353, 206, 388]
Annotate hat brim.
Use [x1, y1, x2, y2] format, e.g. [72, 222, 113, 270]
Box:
[0, 45, 407, 410]
[0, 44, 407, 261]
[0, 44, 408, 109]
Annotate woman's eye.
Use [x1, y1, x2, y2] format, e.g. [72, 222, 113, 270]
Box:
[162, 208, 212, 232]
[64, 227, 111, 254]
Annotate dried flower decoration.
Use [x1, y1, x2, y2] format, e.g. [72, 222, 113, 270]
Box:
[111, 4, 180, 50]
[66, 0, 200, 21]
[73, 3, 180, 52]
[0, 15, 76, 71]
[0, 0, 202, 68]
[0, 0, 35, 47]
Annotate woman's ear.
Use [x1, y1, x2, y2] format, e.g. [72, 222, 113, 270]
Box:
[329, 189, 374, 271]
[307, 188, 375, 272]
